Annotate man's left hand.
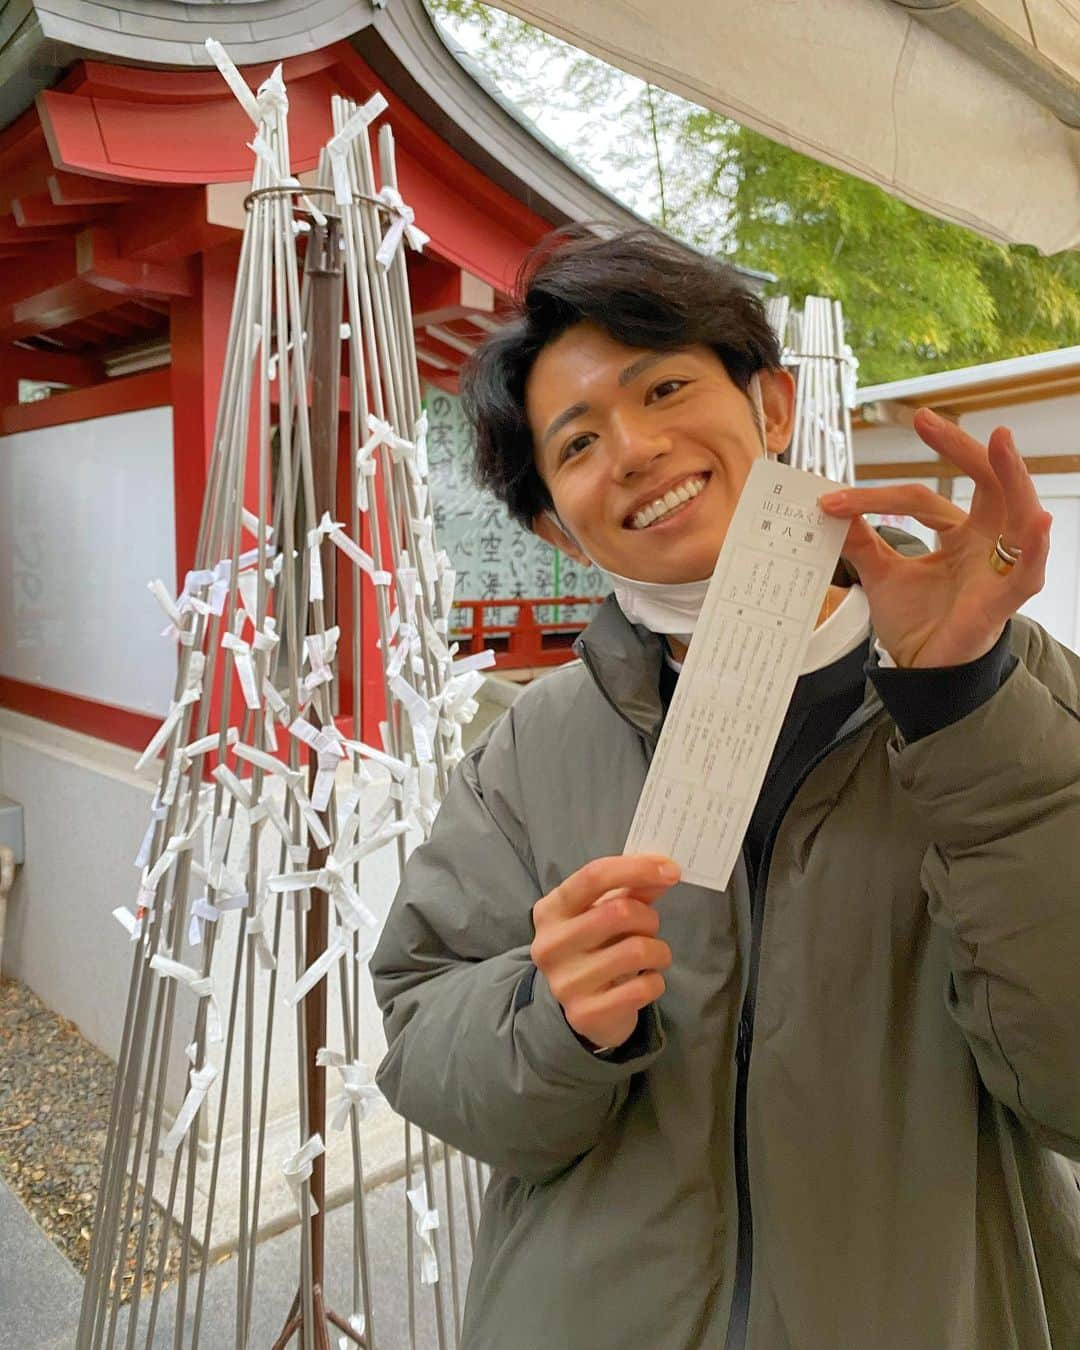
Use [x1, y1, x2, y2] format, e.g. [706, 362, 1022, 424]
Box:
[818, 409, 1052, 668]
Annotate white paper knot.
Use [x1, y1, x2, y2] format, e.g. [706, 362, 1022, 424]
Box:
[315, 1048, 382, 1130]
[221, 631, 262, 709]
[389, 674, 437, 764]
[326, 93, 389, 204]
[306, 512, 342, 604]
[282, 1133, 325, 1217]
[374, 186, 430, 269]
[338, 1313, 366, 1350]
[841, 344, 860, 408]
[149, 954, 223, 1043]
[134, 652, 207, 771]
[246, 911, 277, 970]
[413, 409, 430, 478]
[406, 1183, 440, 1284]
[268, 845, 378, 937]
[256, 63, 289, 121]
[359, 413, 420, 483]
[302, 625, 340, 695]
[289, 717, 346, 812]
[160, 1062, 218, 1157]
[133, 793, 168, 870]
[140, 803, 208, 897]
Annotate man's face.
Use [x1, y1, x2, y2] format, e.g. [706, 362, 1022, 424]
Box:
[526, 322, 794, 583]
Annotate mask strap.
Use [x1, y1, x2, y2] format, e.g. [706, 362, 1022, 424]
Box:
[751, 373, 770, 458]
[544, 508, 583, 551]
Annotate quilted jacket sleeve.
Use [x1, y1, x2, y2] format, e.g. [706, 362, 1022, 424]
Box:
[891, 619, 1080, 1159]
[370, 704, 663, 1184]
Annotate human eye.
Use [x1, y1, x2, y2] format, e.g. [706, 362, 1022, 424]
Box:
[646, 377, 688, 403]
[560, 432, 596, 463]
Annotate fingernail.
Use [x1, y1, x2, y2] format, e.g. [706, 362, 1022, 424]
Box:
[819, 492, 844, 507]
[658, 860, 680, 882]
[921, 408, 943, 425]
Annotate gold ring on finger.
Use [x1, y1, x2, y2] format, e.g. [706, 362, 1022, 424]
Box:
[989, 534, 1022, 575]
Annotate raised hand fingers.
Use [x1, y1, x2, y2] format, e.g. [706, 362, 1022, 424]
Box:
[532, 891, 661, 970]
[984, 427, 1053, 600]
[532, 855, 680, 1051]
[988, 428, 1050, 550]
[912, 409, 1001, 493]
[819, 482, 964, 586]
[536, 854, 680, 926]
[547, 935, 672, 1006]
[820, 481, 965, 532]
[563, 971, 668, 1035]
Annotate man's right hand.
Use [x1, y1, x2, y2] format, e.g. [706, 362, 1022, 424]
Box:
[530, 854, 680, 1052]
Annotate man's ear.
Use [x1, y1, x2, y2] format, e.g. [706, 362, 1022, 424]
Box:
[758, 367, 796, 456]
[532, 509, 592, 566]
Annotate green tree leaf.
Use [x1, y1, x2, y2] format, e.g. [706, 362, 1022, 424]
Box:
[427, 0, 1080, 384]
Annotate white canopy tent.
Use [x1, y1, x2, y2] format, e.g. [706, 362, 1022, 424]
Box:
[482, 0, 1080, 254]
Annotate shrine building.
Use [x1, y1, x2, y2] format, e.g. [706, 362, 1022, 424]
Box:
[0, 0, 770, 1074]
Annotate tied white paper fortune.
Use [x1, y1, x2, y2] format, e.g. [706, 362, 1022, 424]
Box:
[283, 1133, 325, 1217]
[160, 1062, 218, 1158]
[624, 459, 848, 891]
[128, 804, 209, 929]
[289, 716, 346, 811]
[338, 1315, 366, 1350]
[374, 186, 430, 270]
[406, 1181, 440, 1285]
[315, 1047, 382, 1130]
[326, 92, 389, 205]
[149, 953, 224, 1044]
[134, 652, 206, 772]
[205, 38, 329, 232]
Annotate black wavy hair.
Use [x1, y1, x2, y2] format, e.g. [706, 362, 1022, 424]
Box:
[460, 224, 782, 531]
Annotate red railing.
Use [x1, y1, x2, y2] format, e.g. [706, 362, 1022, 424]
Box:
[452, 596, 606, 669]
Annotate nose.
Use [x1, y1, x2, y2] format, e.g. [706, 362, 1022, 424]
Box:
[607, 407, 671, 481]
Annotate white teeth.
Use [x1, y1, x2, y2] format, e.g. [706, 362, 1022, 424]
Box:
[630, 476, 706, 529]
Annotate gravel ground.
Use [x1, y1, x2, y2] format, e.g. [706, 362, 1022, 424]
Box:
[0, 975, 195, 1300]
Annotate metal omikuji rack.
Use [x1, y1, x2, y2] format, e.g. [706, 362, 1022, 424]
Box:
[78, 44, 494, 1350]
[767, 293, 859, 485]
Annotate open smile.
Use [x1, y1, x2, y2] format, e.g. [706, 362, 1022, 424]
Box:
[624, 472, 710, 531]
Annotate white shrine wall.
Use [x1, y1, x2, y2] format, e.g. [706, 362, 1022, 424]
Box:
[0, 404, 181, 1068]
[0, 406, 177, 716]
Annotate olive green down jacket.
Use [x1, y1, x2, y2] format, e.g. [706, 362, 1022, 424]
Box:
[371, 599, 1080, 1350]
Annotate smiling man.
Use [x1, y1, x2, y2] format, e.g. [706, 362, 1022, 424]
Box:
[371, 227, 1080, 1350]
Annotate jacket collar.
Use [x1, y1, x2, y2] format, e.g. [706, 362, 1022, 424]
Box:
[573, 597, 667, 743]
[572, 528, 928, 742]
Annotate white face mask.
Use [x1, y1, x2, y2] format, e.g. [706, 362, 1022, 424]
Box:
[547, 373, 772, 643]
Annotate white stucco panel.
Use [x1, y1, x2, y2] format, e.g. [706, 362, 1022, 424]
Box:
[0, 405, 177, 717]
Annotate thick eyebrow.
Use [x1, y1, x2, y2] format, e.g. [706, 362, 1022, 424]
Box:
[540, 352, 680, 450]
[541, 401, 589, 450]
[617, 351, 672, 387]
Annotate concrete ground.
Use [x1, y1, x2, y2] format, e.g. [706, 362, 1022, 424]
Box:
[0, 1178, 84, 1350]
[2, 1165, 475, 1350]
